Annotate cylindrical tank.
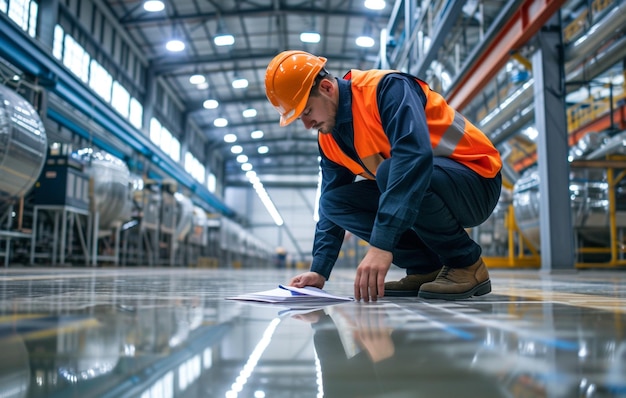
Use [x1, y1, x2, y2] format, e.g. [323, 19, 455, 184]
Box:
[189, 205, 208, 246]
[74, 149, 132, 229]
[514, 131, 626, 248]
[0, 85, 47, 214]
[174, 192, 193, 242]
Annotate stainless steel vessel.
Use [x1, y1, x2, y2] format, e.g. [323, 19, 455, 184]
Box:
[0, 85, 47, 214]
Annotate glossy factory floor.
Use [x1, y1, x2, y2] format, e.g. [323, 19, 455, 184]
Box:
[1, 267, 625, 398]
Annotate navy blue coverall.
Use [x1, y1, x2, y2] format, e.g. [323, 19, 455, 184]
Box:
[309, 74, 502, 280]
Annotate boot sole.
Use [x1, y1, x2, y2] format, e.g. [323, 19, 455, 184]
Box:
[417, 280, 492, 300]
[384, 289, 420, 297]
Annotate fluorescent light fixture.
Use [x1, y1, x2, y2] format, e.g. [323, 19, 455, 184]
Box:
[356, 35, 375, 48]
[246, 171, 257, 180]
[236, 154, 248, 163]
[232, 78, 248, 89]
[257, 145, 269, 154]
[231, 145, 243, 154]
[144, 0, 165, 12]
[223, 133, 237, 143]
[166, 39, 185, 52]
[214, 33, 235, 46]
[364, 0, 386, 10]
[251, 130, 264, 139]
[214, 117, 228, 127]
[203, 99, 219, 109]
[300, 32, 321, 43]
[241, 163, 253, 171]
[189, 74, 206, 85]
[242, 108, 257, 118]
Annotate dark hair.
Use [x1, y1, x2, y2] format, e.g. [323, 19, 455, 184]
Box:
[309, 69, 332, 97]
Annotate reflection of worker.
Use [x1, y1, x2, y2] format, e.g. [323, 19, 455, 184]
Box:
[294, 306, 394, 363]
[265, 51, 502, 302]
[292, 305, 507, 398]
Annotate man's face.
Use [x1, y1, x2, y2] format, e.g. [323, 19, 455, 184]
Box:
[298, 81, 337, 134]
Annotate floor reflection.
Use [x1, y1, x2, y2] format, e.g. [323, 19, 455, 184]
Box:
[0, 268, 625, 398]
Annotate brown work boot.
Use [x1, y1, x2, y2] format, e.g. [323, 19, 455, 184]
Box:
[418, 258, 491, 300]
[384, 268, 441, 297]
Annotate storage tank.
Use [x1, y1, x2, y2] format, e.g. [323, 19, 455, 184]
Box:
[174, 192, 193, 242]
[0, 85, 47, 215]
[74, 148, 132, 229]
[513, 131, 626, 248]
[189, 206, 208, 246]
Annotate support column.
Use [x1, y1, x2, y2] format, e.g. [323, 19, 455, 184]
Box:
[532, 14, 575, 271]
[142, 65, 156, 133]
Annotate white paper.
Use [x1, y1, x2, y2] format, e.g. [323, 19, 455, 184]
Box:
[226, 285, 353, 305]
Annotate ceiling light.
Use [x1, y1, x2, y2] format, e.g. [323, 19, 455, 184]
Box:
[236, 154, 249, 163]
[241, 163, 253, 171]
[300, 32, 321, 43]
[232, 78, 248, 89]
[196, 82, 209, 90]
[224, 133, 237, 143]
[364, 0, 386, 10]
[251, 130, 264, 139]
[214, 33, 235, 46]
[231, 145, 243, 154]
[242, 108, 257, 118]
[356, 36, 375, 48]
[258, 146, 269, 154]
[203, 99, 219, 109]
[189, 74, 206, 85]
[143, 0, 165, 12]
[214, 117, 228, 127]
[166, 39, 185, 52]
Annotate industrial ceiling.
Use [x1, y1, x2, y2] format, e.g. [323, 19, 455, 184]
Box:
[104, 0, 394, 189]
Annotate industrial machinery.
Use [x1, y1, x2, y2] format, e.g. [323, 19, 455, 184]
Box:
[0, 84, 47, 219]
[513, 130, 626, 262]
[0, 84, 48, 265]
[75, 148, 134, 265]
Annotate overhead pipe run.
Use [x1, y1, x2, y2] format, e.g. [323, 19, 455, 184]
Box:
[564, 0, 626, 67]
[480, 3, 626, 146]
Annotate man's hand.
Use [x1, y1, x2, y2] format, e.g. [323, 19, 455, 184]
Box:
[354, 247, 392, 302]
[289, 271, 326, 289]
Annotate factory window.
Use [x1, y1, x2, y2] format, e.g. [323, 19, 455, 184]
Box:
[53, 25, 64, 60]
[149, 117, 181, 162]
[160, 127, 172, 153]
[129, 98, 143, 130]
[112, 81, 130, 118]
[207, 173, 216, 193]
[169, 136, 180, 162]
[185, 153, 205, 184]
[6, 0, 37, 37]
[63, 35, 89, 83]
[89, 60, 113, 102]
[150, 118, 162, 144]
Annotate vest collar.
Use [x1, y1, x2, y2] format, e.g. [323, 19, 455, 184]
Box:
[334, 78, 353, 128]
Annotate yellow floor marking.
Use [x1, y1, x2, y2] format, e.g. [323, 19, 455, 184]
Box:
[494, 286, 626, 313]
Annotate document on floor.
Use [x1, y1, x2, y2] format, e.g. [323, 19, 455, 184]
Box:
[226, 284, 354, 306]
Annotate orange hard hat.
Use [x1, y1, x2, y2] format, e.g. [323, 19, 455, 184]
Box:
[265, 50, 327, 126]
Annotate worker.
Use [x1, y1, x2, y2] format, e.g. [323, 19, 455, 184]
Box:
[264, 50, 502, 302]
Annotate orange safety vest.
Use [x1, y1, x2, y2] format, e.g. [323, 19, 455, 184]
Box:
[318, 69, 502, 179]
